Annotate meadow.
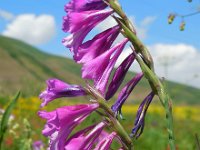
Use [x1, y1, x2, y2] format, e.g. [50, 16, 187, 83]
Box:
[0, 96, 199, 150]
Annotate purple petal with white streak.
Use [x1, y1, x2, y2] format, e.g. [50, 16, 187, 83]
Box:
[39, 79, 86, 107]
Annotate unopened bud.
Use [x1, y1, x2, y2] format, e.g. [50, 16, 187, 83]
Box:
[180, 21, 185, 31]
[168, 14, 175, 24]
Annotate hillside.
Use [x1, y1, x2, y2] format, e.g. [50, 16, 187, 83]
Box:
[0, 35, 83, 97]
[0, 35, 199, 104]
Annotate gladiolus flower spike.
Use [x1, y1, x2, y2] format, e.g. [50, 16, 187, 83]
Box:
[37, 0, 168, 149]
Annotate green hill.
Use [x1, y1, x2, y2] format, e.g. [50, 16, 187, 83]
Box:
[0, 35, 199, 104]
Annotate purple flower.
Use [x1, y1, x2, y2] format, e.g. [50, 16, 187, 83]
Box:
[82, 39, 128, 95]
[74, 25, 120, 64]
[94, 132, 117, 150]
[65, 122, 105, 149]
[106, 53, 135, 100]
[62, 27, 92, 53]
[32, 141, 44, 150]
[65, 0, 107, 12]
[38, 103, 99, 150]
[39, 79, 86, 107]
[131, 92, 155, 138]
[62, 9, 113, 53]
[111, 73, 144, 118]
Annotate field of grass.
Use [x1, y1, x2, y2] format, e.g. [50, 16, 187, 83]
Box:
[0, 96, 200, 150]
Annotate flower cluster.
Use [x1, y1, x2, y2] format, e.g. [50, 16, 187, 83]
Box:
[39, 0, 155, 149]
[62, 0, 147, 118]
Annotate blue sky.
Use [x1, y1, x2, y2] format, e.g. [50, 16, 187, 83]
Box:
[0, 0, 200, 87]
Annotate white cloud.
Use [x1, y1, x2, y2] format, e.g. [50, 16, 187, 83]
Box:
[141, 16, 157, 27]
[117, 44, 200, 88]
[0, 9, 14, 21]
[2, 14, 56, 45]
[148, 44, 200, 88]
[96, 15, 156, 41]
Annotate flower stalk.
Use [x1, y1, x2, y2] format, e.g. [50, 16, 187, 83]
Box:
[39, 0, 177, 149]
[130, 30, 175, 150]
[87, 86, 133, 150]
[106, 1, 176, 149]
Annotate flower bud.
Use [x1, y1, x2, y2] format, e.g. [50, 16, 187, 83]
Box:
[180, 21, 186, 31]
[168, 14, 175, 24]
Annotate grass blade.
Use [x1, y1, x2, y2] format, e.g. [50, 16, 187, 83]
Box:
[0, 91, 20, 149]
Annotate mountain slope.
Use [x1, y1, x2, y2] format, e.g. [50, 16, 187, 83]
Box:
[0, 35, 83, 97]
[0, 35, 199, 104]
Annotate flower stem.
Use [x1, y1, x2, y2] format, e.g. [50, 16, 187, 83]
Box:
[133, 49, 175, 150]
[106, 1, 176, 149]
[86, 86, 133, 149]
[106, 0, 154, 71]
[98, 98, 133, 149]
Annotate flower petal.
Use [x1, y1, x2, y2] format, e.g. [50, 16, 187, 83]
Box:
[38, 103, 99, 150]
[82, 39, 128, 84]
[131, 92, 154, 138]
[111, 73, 144, 117]
[39, 79, 86, 107]
[105, 53, 135, 100]
[94, 39, 129, 95]
[75, 25, 120, 64]
[65, 0, 107, 12]
[94, 132, 117, 150]
[65, 122, 106, 150]
[62, 9, 113, 53]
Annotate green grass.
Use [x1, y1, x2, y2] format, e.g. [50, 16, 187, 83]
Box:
[1, 96, 200, 150]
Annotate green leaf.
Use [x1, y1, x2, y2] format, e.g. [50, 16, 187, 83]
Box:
[0, 91, 20, 148]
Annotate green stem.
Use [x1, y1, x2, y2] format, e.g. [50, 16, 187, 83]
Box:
[98, 99, 133, 150]
[87, 87, 133, 150]
[98, 98, 133, 148]
[134, 50, 176, 150]
[107, 0, 154, 71]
